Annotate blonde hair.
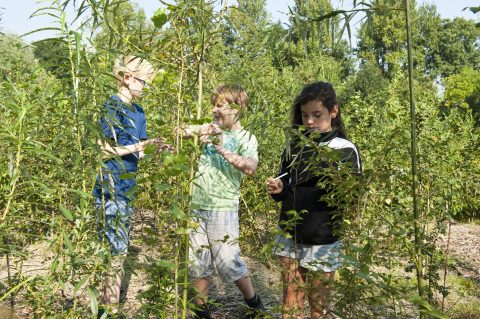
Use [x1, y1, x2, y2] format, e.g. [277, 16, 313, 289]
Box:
[113, 55, 156, 86]
[211, 84, 249, 111]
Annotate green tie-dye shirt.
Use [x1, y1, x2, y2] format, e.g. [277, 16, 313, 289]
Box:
[192, 128, 258, 211]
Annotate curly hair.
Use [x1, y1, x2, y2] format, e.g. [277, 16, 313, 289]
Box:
[291, 81, 346, 137]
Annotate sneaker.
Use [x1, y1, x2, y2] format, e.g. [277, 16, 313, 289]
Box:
[244, 294, 270, 319]
[192, 304, 213, 319]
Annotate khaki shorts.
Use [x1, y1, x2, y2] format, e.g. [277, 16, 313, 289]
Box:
[274, 234, 343, 272]
[189, 210, 248, 282]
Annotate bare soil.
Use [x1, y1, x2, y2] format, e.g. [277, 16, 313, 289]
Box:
[438, 222, 480, 278]
[1, 211, 479, 319]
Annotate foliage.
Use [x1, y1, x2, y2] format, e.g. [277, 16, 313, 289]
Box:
[0, 0, 479, 318]
[32, 38, 71, 79]
[443, 67, 480, 120]
[433, 18, 480, 78]
[356, 0, 407, 78]
[0, 34, 37, 78]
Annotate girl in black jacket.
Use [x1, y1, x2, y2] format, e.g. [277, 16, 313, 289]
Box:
[267, 82, 361, 319]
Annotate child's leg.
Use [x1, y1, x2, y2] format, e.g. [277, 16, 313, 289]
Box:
[278, 256, 305, 319]
[208, 210, 249, 284]
[208, 210, 268, 316]
[193, 277, 210, 305]
[189, 210, 214, 305]
[96, 198, 131, 308]
[101, 256, 125, 305]
[305, 271, 335, 319]
[301, 240, 342, 318]
[234, 276, 255, 299]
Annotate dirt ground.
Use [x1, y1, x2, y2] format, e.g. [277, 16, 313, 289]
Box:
[0, 208, 284, 319]
[438, 222, 480, 278]
[120, 209, 284, 318]
[0, 210, 479, 319]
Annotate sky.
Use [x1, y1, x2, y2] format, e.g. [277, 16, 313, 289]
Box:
[0, 0, 478, 43]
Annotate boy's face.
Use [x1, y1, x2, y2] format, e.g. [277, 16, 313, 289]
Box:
[212, 100, 240, 129]
[125, 74, 148, 99]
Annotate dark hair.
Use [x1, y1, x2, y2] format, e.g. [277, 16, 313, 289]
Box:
[291, 81, 346, 137]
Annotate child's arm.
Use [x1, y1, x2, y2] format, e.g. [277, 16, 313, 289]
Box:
[174, 124, 196, 138]
[175, 123, 221, 143]
[98, 138, 167, 159]
[214, 145, 258, 176]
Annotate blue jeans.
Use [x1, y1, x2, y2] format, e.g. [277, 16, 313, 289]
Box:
[95, 198, 133, 255]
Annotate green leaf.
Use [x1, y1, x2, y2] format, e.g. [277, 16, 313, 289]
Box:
[74, 275, 90, 293]
[170, 205, 184, 219]
[465, 6, 480, 14]
[144, 143, 156, 155]
[173, 153, 189, 164]
[190, 117, 212, 125]
[151, 8, 168, 28]
[87, 287, 98, 317]
[162, 153, 174, 165]
[409, 295, 449, 319]
[175, 227, 191, 235]
[154, 183, 171, 192]
[156, 260, 176, 269]
[60, 205, 74, 222]
[50, 257, 59, 273]
[63, 232, 73, 251]
[120, 172, 136, 179]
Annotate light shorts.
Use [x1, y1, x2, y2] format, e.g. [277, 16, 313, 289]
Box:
[274, 233, 343, 272]
[189, 209, 248, 282]
[95, 198, 133, 256]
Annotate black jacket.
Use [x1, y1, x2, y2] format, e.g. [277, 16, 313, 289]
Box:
[271, 130, 361, 245]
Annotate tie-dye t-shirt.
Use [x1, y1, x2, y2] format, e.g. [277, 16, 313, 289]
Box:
[192, 129, 258, 211]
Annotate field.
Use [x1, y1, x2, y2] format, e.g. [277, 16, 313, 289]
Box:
[1, 0, 480, 318]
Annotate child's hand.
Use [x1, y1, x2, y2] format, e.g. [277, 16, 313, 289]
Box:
[199, 123, 222, 145]
[145, 137, 165, 147]
[266, 178, 284, 194]
[157, 143, 174, 153]
[145, 138, 174, 153]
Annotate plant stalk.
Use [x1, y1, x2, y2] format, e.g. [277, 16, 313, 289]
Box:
[404, 0, 425, 316]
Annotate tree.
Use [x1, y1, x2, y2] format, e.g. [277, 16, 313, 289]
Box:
[92, 1, 155, 54]
[32, 38, 70, 79]
[444, 67, 480, 120]
[415, 3, 442, 78]
[434, 18, 480, 77]
[214, 0, 272, 80]
[356, 0, 408, 78]
[0, 34, 37, 79]
[288, 0, 339, 54]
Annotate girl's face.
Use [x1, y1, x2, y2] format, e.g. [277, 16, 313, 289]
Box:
[300, 100, 338, 133]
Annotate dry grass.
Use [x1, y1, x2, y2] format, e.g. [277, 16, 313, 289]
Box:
[1, 211, 479, 318]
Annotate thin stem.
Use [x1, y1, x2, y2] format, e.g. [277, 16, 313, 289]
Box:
[441, 218, 451, 311]
[405, 0, 425, 316]
[1, 106, 26, 223]
[171, 14, 187, 319]
[2, 236, 14, 309]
